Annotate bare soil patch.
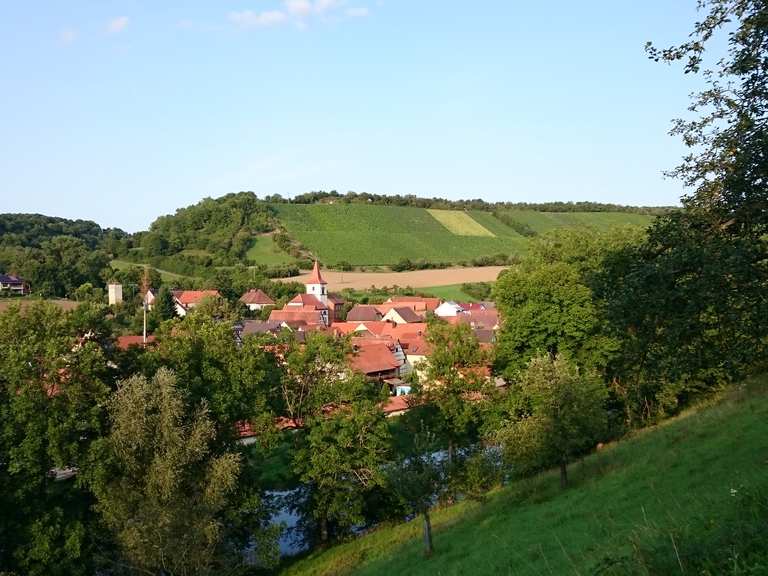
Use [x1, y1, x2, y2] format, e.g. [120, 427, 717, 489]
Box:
[281, 266, 508, 291]
[0, 299, 79, 313]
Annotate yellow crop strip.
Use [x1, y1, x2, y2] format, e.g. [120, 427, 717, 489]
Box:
[426, 209, 496, 236]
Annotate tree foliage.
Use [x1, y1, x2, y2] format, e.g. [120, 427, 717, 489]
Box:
[90, 368, 275, 574]
[496, 354, 607, 489]
[0, 303, 111, 575]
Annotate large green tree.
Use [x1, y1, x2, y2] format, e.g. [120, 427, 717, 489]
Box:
[148, 311, 279, 443]
[594, 0, 768, 425]
[419, 322, 494, 466]
[90, 368, 278, 573]
[295, 389, 391, 543]
[496, 353, 607, 489]
[0, 303, 112, 575]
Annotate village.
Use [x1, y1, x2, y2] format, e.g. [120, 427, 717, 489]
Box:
[112, 260, 501, 426]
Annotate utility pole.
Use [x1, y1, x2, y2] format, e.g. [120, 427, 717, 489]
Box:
[141, 266, 150, 345]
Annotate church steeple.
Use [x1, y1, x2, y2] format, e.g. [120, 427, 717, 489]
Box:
[305, 260, 328, 303]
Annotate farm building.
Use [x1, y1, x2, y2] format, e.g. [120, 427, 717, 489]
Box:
[0, 274, 29, 295]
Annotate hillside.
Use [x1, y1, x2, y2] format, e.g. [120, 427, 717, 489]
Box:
[282, 377, 768, 576]
[273, 204, 653, 266]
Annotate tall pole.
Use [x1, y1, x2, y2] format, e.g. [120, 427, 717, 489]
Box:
[141, 266, 150, 345]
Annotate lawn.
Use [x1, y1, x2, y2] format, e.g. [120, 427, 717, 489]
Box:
[246, 235, 296, 266]
[281, 376, 768, 576]
[418, 284, 477, 302]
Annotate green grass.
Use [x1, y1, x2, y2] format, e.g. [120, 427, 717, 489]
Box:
[418, 284, 477, 302]
[110, 259, 196, 282]
[273, 204, 652, 266]
[281, 376, 768, 576]
[496, 210, 653, 234]
[245, 235, 296, 266]
[426, 210, 495, 237]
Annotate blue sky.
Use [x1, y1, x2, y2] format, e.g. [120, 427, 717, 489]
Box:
[0, 1, 715, 231]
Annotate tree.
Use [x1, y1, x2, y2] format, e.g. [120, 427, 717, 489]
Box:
[387, 429, 443, 557]
[153, 285, 176, 320]
[596, 212, 768, 425]
[595, 1, 768, 425]
[295, 391, 391, 543]
[647, 0, 768, 237]
[148, 312, 279, 443]
[496, 353, 607, 489]
[493, 261, 616, 378]
[278, 331, 351, 423]
[90, 368, 277, 574]
[419, 322, 493, 467]
[0, 303, 111, 575]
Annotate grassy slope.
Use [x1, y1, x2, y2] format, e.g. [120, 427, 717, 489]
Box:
[496, 210, 653, 234]
[418, 284, 478, 302]
[274, 205, 528, 265]
[110, 259, 196, 282]
[282, 377, 768, 576]
[274, 204, 652, 266]
[246, 235, 296, 266]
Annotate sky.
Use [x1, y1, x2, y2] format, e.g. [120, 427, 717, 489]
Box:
[0, 1, 719, 232]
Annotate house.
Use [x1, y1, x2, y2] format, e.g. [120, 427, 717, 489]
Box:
[346, 304, 382, 322]
[269, 308, 327, 328]
[239, 289, 275, 311]
[172, 290, 221, 317]
[446, 308, 500, 330]
[349, 336, 406, 380]
[0, 274, 29, 295]
[434, 300, 464, 318]
[381, 394, 411, 418]
[385, 295, 440, 312]
[237, 319, 283, 338]
[381, 306, 423, 324]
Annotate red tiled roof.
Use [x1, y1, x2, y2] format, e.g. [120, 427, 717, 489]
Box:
[173, 290, 220, 306]
[385, 306, 423, 323]
[288, 293, 329, 310]
[240, 289, 275, 305]
[116, 335, 157, 350]
[382, 395, 411, 415]
[269, 309, 325, 326]
[347, 304, 382, 322]
[307, 260, 327, 285]
[349, 342, 402, 375]
[387, 296, 440, 311]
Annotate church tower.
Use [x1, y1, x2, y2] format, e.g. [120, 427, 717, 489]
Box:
[305, 260, 328, 305]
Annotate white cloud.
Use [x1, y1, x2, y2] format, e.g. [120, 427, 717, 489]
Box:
[58, 27, 77, 45]
[314, 0, 339, 14]
[229, 1, 370, 30]
[229, 9, 287, 28]
[284, 0, 313, 17]
[346, 6, 369, 17]
[107, 16, 129, 34]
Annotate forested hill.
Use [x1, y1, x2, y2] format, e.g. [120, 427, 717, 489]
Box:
[0, 192, 663, 289]
[0, 213, 126, 250]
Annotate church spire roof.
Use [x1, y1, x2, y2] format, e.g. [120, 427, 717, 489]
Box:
[307, 260, 327, 285]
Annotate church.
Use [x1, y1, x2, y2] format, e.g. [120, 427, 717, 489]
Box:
[268, 261, 344, 328]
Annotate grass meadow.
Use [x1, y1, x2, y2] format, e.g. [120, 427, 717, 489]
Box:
[281, 375, 768, 576]
[273, 204, 652, 266]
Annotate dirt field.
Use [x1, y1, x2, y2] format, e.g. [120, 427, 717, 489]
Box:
[282, 266, 508, 291]
[0, 299, 79, 313]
